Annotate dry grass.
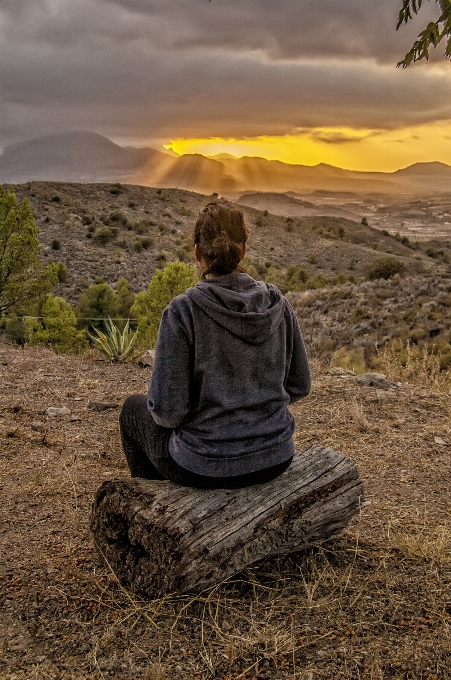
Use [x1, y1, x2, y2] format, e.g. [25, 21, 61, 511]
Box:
[1, 345, 451, 679]
[379, 341, 451, 395]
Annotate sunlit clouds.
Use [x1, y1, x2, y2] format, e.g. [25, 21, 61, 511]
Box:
[1, 0, 451, 171]
[167, 122, 451, 172]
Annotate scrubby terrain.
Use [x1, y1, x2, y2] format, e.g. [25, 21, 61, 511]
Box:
[9, 181, 447, 305]
[1, 345, 450, 680]
[287, 275, 451, 371]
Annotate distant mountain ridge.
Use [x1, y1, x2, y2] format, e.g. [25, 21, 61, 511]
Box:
[1, 131, 451, 195]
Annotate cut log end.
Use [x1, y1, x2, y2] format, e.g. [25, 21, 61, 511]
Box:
[90, 445, 364, 598]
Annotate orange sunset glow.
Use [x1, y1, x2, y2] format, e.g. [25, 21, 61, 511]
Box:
[166, 121, 451, 173]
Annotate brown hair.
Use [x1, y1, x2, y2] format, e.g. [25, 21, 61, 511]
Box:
[194, 202, 249, 279]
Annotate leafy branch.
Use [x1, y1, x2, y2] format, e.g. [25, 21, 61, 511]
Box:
[397, 0, 451, 67]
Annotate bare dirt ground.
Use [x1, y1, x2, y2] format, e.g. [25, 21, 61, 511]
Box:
[1, 345, 450, 680]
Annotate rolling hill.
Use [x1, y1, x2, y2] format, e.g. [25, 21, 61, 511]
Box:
[2, 132, 451, 195]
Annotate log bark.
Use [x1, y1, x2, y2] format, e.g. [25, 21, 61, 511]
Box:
[90, 445, 364, 598]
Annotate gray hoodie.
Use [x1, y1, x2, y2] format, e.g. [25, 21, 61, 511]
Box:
[148, 273, 310, 477]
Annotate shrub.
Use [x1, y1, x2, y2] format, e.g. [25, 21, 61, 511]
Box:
[131, 261, 197, 347]
[77, 282, 117, 328]
[361, 217, 368, 226]
[55, 262, 68, 282]
[93, 226, 116, 245]
[134, 220, 150, 235]
[51, 195, 61, 203]
[367, 256, 406, 280]
[115, 277, 135, 322]
[109, 211, 128, 226]
[140, 237, 153, 250]
[156, 251, 167, 263]
[51, 239, 61, 250]
[24, 295, 87, 354]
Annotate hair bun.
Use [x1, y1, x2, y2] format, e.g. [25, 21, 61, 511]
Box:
[212, 231, 230, 252]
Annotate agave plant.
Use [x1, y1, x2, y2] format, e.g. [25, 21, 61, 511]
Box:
[88, 317, 138, 362]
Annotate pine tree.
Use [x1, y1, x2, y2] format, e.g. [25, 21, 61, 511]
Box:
[0, 187, 57, 315]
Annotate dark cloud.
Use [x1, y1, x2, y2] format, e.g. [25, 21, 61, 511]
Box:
[0, 0, 449, 149]
[306, 130, 381, 145]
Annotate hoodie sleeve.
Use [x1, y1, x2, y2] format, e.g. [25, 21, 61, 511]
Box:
[147, 304, 192, 429]
[284, 303, 311, 403]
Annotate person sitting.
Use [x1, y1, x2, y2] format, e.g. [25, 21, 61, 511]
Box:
[120, 201, 311, 489]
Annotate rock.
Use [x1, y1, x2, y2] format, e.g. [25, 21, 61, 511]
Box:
[88, 401, 119, 412]
[354, 372, 396, 389]
[434, 436, 447, 446]
[329, 367, 355, 376]
[45, 407, 70, 417]
[138, 349, 156, 368]
[31, 422, 48, 432]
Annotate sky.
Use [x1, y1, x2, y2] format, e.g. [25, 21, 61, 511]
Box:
[1, 0, 451, 171]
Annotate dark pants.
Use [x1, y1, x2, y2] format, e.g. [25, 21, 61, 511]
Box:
[119, 394, 292, 489]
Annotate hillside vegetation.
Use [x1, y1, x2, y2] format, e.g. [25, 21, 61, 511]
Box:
[10, 181, 443, 305]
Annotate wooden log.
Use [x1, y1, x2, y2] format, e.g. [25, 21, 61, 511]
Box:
[90, 445, 364, 598]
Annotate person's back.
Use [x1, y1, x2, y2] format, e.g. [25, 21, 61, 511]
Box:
[120, 201, 310, 488]
[149, 272, 310, 477]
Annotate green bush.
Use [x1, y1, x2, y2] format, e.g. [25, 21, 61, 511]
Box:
[109, 211, 128, 226]
[115, 278, 135, 322]
[367, 256, 406, 280]
[93, 226, 116, 245]
[55, 262, 68, 282]
[24, 295, 87, 353]
[77, 282, 117, 328]
[131, 261, 197, 348]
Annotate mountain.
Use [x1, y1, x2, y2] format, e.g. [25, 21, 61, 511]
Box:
[236, 192, 360, 221]
[2, 131, 451, 195]
[0, 131, 166, 184]
[393, 161, 451, 177]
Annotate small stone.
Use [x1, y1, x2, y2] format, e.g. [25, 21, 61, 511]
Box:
[139, 349, 156, 368]
[434, 436, 447, 445]
[35, 656, 46, 664]
[69, 415, 81, 422]
[355, 372, 395, 389]
[88, 401, 119, 412]
[329, 367, 355, 376]
[45, 407, 70, 417]
[31, 422, 47, 432]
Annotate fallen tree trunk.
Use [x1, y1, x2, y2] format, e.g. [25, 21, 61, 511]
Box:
[90, 445, 364, 598]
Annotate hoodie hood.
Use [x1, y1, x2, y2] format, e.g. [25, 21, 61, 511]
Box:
[186, 273, 285, 345]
